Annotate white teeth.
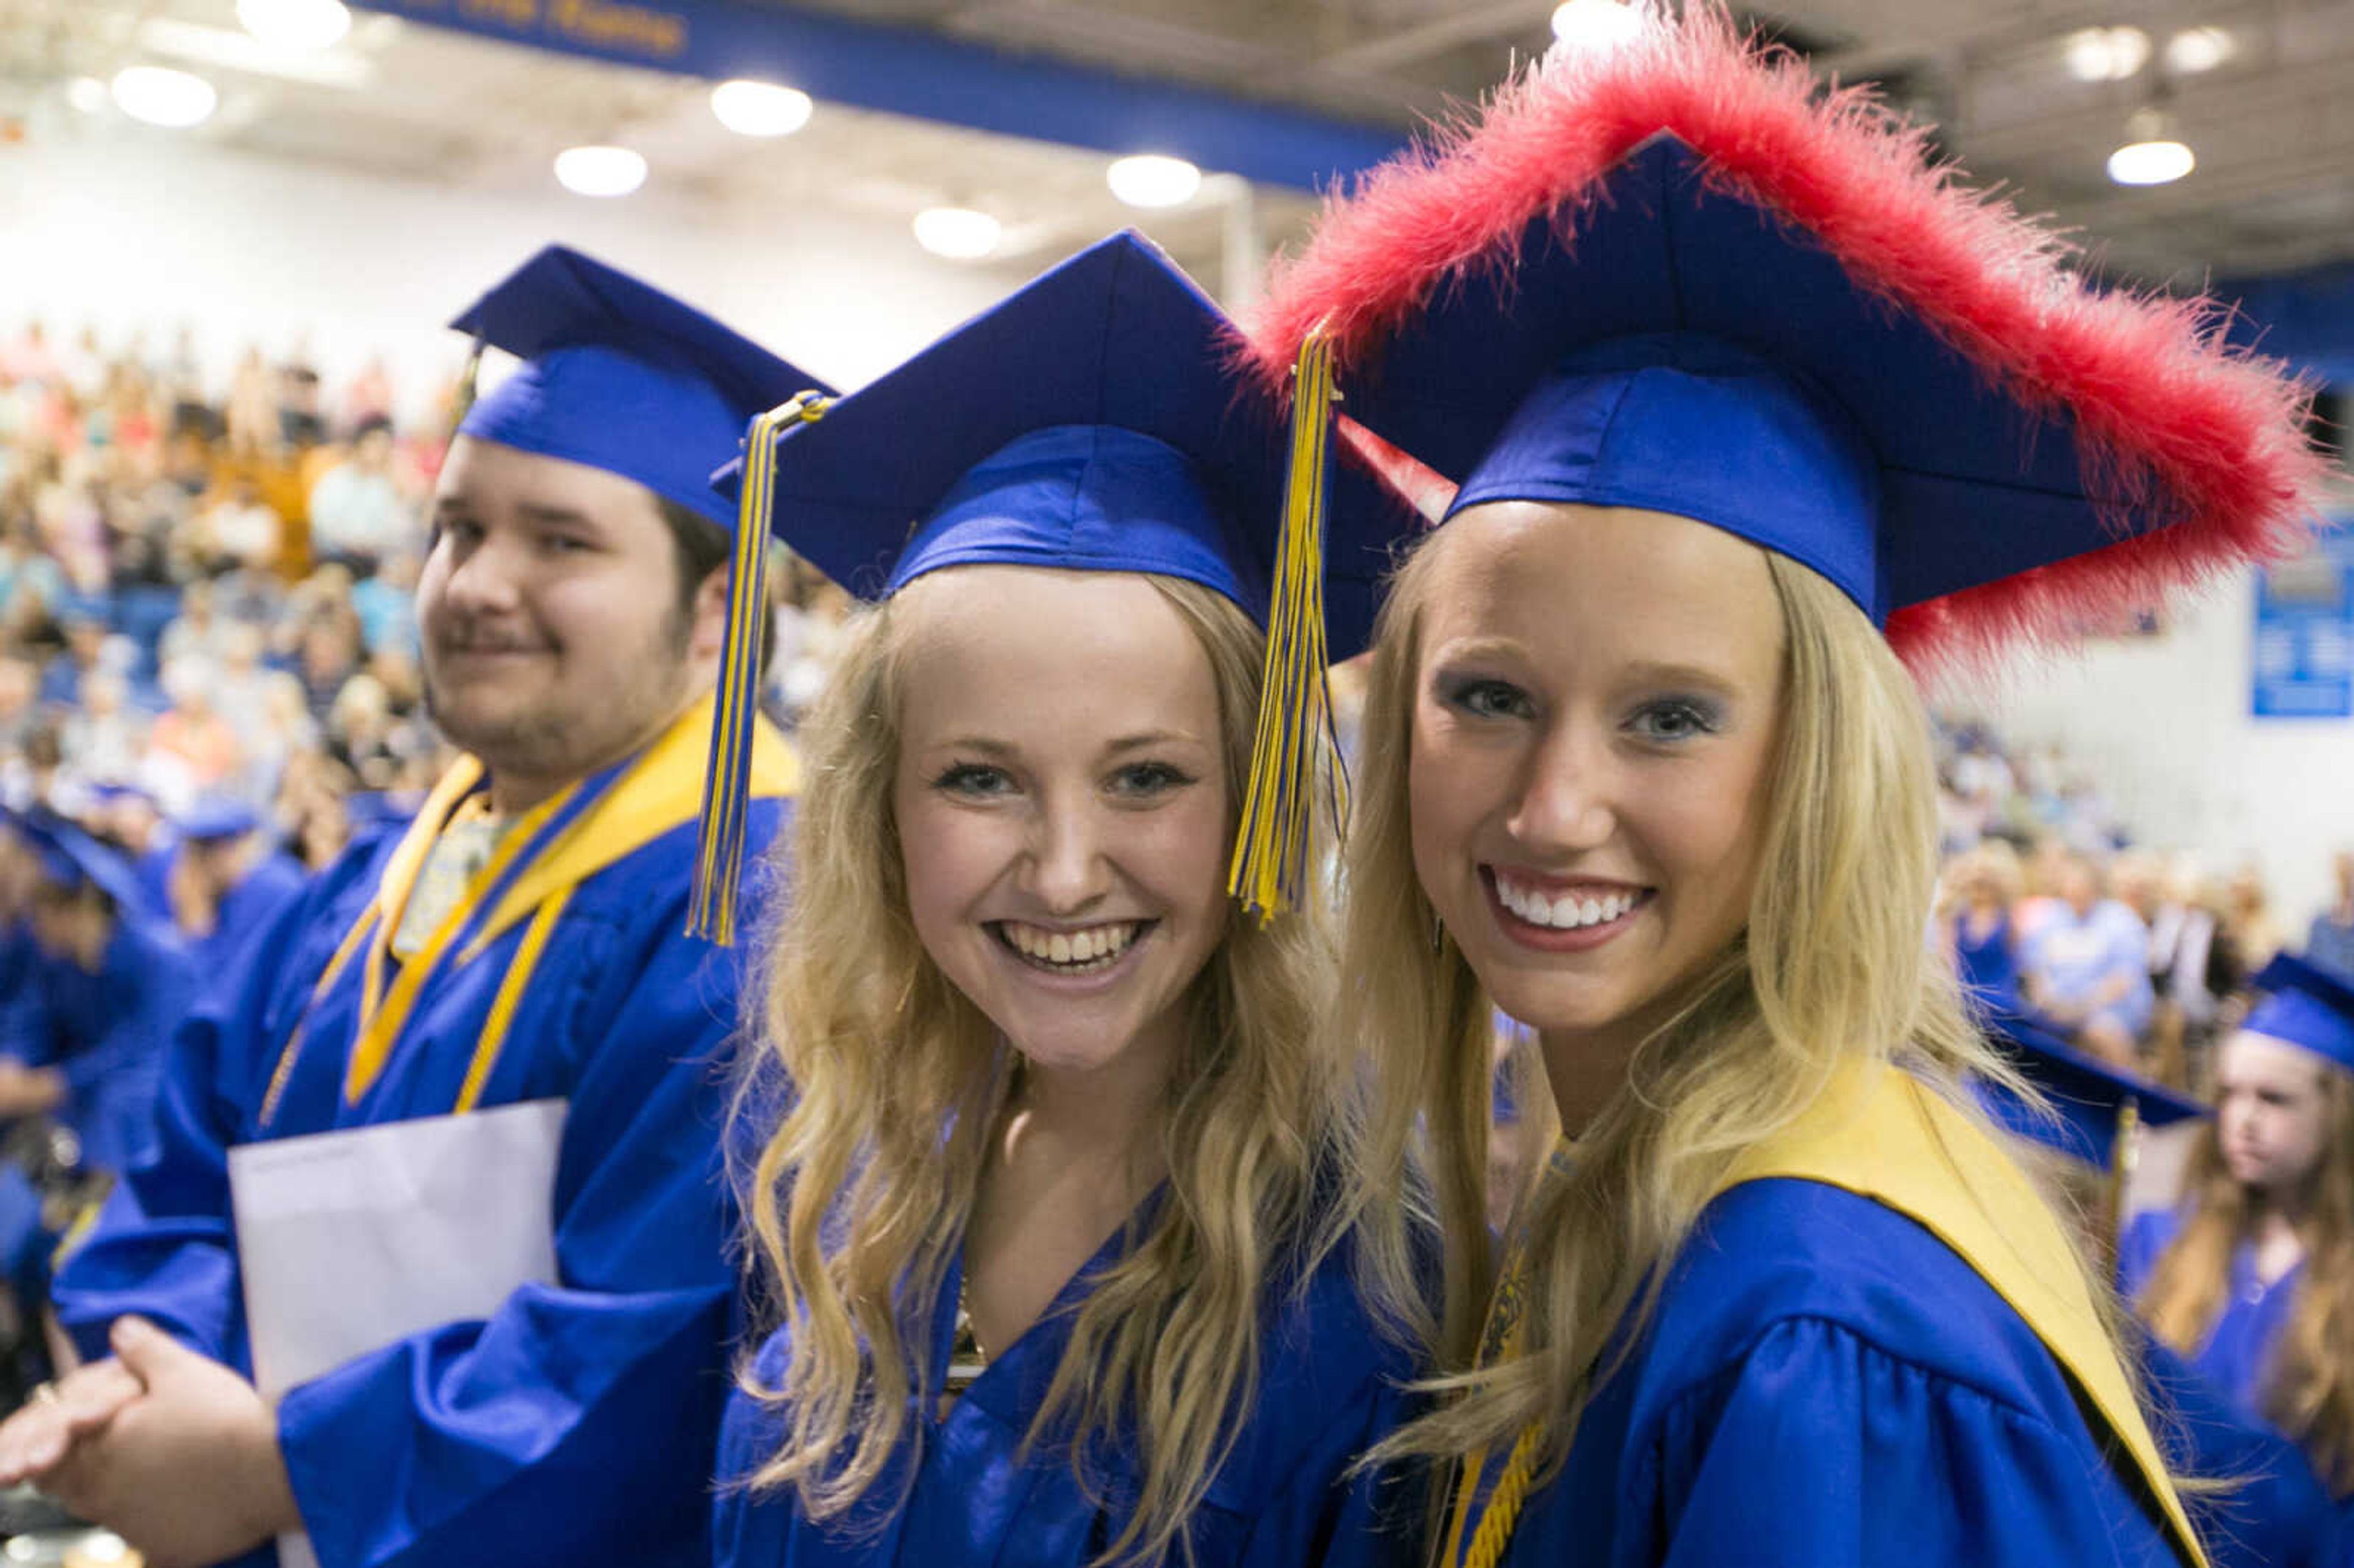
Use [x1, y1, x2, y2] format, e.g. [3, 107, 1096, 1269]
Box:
[1493, 875, 1642, 931]
[1000, 921, 1139, 970]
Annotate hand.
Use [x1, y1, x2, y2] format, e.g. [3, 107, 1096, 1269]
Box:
[0, 1357, 145, 1485]
[42, 1317, 300, 1568]
[0, 1060, 66, 1119]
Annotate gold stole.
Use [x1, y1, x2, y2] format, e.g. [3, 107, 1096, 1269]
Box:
[257, 695, 800, 1127]
[1442, 1061, 2207, 1568]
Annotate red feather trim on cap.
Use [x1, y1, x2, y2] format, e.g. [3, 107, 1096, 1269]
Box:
[1243, 4, 2330, 682]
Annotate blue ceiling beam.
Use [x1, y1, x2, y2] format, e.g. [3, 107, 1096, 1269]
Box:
[350, 0, 1409, 193]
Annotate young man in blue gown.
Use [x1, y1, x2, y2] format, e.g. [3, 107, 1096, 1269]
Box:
[0, 246, 826, 1568]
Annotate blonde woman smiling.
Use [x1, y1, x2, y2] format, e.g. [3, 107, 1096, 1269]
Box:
[710, 234, 1417, 1568]
[1241, 10, 2326, 1566]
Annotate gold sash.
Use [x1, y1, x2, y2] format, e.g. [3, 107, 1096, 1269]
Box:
[257, 695, 800, 1125]
[1444, 1060, 2206, 1567]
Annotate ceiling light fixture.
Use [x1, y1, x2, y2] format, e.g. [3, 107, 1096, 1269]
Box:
[2164, 26, 2234, 74]
[2063, 25, 2151, 83]
[1107, 154, 1201, 209]
[235, 0, 352, 52]
[66, 77, 109, 115]
[110, 66, 218, 128]
[554, 145, 647, 197]
[2107, 107, 2195, 186]
[1550, 0, 1645, 50]
[912, 207, 1002, 261]
[711, 79, 812, 138]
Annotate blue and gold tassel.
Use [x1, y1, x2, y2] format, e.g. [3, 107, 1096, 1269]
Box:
[689, 390, 829, 944]
[1228, 329, 1349, 925]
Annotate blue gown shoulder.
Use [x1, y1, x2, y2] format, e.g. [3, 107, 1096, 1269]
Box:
[1502, 1178, 2187, 1566]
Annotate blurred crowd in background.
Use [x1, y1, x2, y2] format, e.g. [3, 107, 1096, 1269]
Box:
[1933, 718, 2354, 1094]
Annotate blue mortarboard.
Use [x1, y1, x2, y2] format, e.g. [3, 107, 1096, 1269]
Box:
[19, 813, 148, 916]
[451, 245, 832, 531]
[2242, 954, 2354, 1076]
[715, 230, 1392, 641]
[1247, 15, 2324, 679]
[688, 232, 1403, 940]
[175, 796, 260, 843]
[1317, 135, 2192, 626]
[1975, 1007, 2206, 1173]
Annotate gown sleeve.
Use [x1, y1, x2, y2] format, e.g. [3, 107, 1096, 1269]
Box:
[1639, 1316, 2181, 1568]
[270, 894, 753, 1568]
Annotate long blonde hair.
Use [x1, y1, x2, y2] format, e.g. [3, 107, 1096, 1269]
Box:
[2141, 1062, 2354, 1491]
[1335, 528, 2066, 1479]
[735, 571, 1338, 1566]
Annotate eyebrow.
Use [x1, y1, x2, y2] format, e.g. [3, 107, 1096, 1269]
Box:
[1426, 642, 1746, 694]
[514, 503, 601, 528]
[924, 730, 1204, 758]
[1620, 660, 1745, 694]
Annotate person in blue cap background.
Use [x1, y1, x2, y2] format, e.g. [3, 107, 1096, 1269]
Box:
[0, 811, 192, 1360]
[711, 231, 1420, 1568]
[161, 799, 308, 976]
[2126, 954, 2354, 1524]
[0, 807, 58, 1068]
[0, 244, 825, 1568]
[1978, 1014, 2344, 1568]
[1, 811, 191, 1179]
[1239, 7, 2328, 1567]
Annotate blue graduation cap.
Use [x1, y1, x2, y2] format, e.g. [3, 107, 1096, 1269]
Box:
[2241, 954, 2354, 1076]
[18, 813, 150, 918]
[688, 231, 1406, 940]
[1246, 17, 2324, 678]
[1294, 135, 2291, 631]
[1975, 1007, 2206, 1175]
[175, 796, 261, 844]
[451, 245, 833, 531]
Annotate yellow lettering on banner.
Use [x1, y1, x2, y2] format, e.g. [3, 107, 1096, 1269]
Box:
[547, 0, 688, 58]
[459, 0, 539, 28]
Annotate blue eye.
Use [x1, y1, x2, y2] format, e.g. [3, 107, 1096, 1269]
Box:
[1109, 761, 1194, 799]
[933, 762, 1014, 798]
[1629, 698, 1721, 743]
[1444, 677, 1534, 721]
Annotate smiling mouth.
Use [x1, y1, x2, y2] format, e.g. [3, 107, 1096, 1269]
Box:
[989, 919, 1154, 976]
[1488, 869, 1654, 932]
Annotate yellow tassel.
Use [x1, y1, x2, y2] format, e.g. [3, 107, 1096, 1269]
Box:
[689, 390, 829, 943]
[449, 340, 484, 433]
[1227, 328, 1349, 924]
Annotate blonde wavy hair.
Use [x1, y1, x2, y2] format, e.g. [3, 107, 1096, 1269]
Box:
[1331, 525, 2094, 1488]
[2141, 1058, 2354, 1491]
[735, 569, 1339, 1566]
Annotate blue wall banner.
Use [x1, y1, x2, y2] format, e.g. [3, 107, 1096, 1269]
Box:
[2252, 517, 2354, 720]
[348, 0, 1407, 192]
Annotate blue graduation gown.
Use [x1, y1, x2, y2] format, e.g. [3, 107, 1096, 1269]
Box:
[2119, 1208, 2304, 1430]
[2139, 1335, 2344, 1568]
[50, 702, 796, 1568]
[1465, 1179, 2192, 1566]
[714, 1224, 1423, 1567]
[0, 922, 55, 1063]
[32, 914, 194, 1173]
[183, 847, 310, 973]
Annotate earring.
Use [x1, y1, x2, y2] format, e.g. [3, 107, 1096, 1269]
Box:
[1431, 910, 1446, 954]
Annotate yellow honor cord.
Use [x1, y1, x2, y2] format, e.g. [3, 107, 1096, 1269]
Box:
[1227, 329, 1347, 924]
[688, 390, 830, 945]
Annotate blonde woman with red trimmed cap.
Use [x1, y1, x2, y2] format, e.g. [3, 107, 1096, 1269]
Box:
[1229, 7, 2332, 1565]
